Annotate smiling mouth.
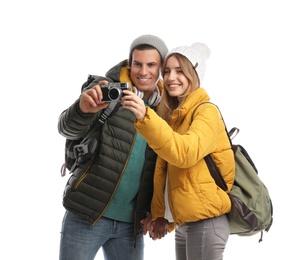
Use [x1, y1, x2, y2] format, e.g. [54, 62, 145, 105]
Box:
[167, 84, 180, 89]
[137, 77, 151, 82]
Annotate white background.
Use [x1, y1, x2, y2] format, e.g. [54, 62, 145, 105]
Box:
[1, 0, 303, 259]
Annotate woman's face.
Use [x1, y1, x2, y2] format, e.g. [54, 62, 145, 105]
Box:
[163, 55, 189, 98]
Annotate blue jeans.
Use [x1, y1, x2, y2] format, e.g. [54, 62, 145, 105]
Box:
[175, 215, 229, 260]
[59, 211, 144, 260]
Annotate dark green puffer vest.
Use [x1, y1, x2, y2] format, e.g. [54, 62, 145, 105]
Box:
[58, 61, 157, 237]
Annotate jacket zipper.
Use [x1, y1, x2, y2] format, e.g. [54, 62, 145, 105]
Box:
[92, 132, 137, 226]
[74, 163, 92, 188]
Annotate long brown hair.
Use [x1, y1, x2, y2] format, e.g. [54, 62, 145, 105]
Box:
[157, 53, 200, 122]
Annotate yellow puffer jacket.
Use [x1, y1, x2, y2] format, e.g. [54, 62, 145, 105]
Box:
[134, 88, 235, 230]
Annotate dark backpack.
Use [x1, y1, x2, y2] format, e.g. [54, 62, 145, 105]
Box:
[205, 128, 273, 242]
[60, 75, 120, 176]
[193, 102, 273, 242]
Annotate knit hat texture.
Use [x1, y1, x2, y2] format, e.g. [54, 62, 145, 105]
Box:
[168, 43, 210, 86]
[129, 34, 168, 60]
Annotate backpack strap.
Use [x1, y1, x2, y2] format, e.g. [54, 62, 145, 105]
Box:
[61, 102, 121, 176]
[192, 102, 237, 190]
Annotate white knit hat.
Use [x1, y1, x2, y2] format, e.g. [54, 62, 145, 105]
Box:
[167, 42, 210, 86]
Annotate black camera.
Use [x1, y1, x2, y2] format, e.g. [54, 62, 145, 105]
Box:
[100, 82, 130, 102]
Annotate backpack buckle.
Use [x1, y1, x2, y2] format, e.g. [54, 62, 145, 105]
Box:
[73, 143, 89, 158]
[73, 138, 98, 166]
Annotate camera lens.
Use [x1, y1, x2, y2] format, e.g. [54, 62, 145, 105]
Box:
[108, 88, 120, 101]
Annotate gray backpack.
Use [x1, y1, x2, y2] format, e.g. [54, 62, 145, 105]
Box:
[195, 102, 273, 242]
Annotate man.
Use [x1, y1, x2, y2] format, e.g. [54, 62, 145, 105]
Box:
[58, 35, 168, 260]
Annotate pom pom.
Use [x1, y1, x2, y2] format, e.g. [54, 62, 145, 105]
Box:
[191, 42, 210, 60]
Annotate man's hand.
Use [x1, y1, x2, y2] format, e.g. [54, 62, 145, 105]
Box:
[79, 80, 110, 113]
[140, 214, 154, 235]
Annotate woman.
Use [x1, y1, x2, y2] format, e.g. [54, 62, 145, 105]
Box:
[122, 43, 235, 260]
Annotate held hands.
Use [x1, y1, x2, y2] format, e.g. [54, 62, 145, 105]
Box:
[150, 217, 169, 240]
[140, 215, 169, 240]
[79, 80, 110, 113]
[121, 90, 147, 121]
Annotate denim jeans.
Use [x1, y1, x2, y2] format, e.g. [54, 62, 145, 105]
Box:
[175, 215, 229, 260]
[59, 211, 144, 260]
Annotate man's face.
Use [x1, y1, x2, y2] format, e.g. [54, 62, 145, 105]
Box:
[130, 49, 161, 92]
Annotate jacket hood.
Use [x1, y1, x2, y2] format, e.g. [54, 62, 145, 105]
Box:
[105, 59, 128, 82]
[175, 88, 210, 120]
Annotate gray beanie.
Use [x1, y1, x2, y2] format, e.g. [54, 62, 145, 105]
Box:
[129, 34, 168, 61]
[168, 43, 210, 87]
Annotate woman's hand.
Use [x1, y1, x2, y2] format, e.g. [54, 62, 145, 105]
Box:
[140, 215, 169, 240]
[149, 217, 169, 240]
[121, 90, 147, 120]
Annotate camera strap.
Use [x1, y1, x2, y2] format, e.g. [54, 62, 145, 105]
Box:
[98, 102, 120, 124]
[84, 102, 121, 142]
